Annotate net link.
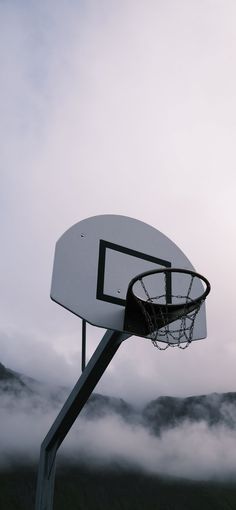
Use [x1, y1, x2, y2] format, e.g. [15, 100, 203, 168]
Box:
[137, 273, 203, 350]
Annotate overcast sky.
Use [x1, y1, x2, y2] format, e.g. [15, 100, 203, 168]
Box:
[1, 0, 236, 405]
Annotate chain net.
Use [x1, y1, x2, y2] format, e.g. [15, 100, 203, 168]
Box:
[135, 273, 203, 350]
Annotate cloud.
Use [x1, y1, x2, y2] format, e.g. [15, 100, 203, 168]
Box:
[67, 417, 236, 481]
[1, 0, 236, 403]
[1, 384, 236, 481]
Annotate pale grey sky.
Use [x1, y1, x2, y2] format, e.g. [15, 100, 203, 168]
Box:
[1, 0, 236, 404]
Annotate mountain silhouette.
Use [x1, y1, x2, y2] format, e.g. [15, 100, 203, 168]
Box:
[1, 361, 236, 510]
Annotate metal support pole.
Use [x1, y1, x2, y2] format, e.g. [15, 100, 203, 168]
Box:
[81, 319, 86, 371]
[35, 329, 129, 510]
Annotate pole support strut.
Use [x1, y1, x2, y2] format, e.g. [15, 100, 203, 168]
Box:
[35, 329, 129, 510]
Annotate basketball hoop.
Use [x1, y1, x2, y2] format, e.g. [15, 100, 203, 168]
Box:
[124, 268, 210, 350]
[37, 215, 211, 510]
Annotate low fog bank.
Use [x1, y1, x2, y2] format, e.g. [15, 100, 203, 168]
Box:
[61, 415, 236, 481]
[1, 363, 236, 481]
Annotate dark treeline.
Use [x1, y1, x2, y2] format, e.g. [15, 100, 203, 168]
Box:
[1, 463, 236, 510]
